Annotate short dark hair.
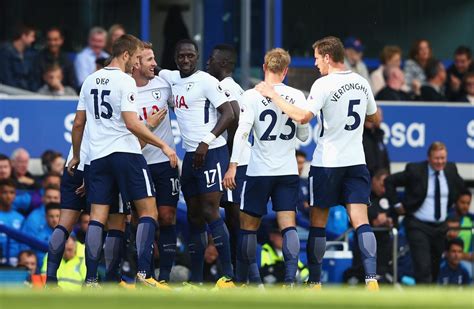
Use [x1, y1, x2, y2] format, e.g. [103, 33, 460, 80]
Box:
[312, 36, 345, 63]
[425, 59, 443, 80]
[0, 154, 10, 162]
[46, 26, 64, 38]
[295, 150, 307, 159]
[12, 24, 35, 41]
[45, 202, 61, 212]
[43, 171, 62, 182]
[111, 34, 143, 58]
[18, 249, 37, 260]
[43, 64, 62, 74]
[175, 39, 198, 54]
[44, 184, 60, 192]
[447, 238, 464, 251]
[454, 45, 472, 59]
[213, 44, 237, 69]
[0, 178, 16, 189]
[457, 188, 472, 201]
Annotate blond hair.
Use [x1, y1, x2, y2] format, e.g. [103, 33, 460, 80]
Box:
[264, 48, 291, 73]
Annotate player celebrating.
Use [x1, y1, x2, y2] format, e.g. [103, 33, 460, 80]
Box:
[132, 42, 179, 286]
[223, 48, 309, 286]
[159, 39, 236, 288]
[68, 34, 177, 288]
[256, 36, 380, 291]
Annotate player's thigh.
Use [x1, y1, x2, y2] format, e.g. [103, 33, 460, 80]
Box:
[276, 211, 296, 231]
[200, 191, 223, 222]
[90, 203, 111, 223]
[342, 165, 371, 206]
[346, 203, 369, 228]
[133, 196, 158, 219]
[241, 176, 272, 218]
[239, 211, 261, 231]
[308, 166, 344, 208]
[149, 162, 180, 208]
[271, 175, 299, 213]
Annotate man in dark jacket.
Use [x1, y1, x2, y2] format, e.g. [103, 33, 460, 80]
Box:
[375, 66, 413, 101]
[362, 108, 390, 176]
[420, 60, 448, 102]
[384, 141, 465, 283]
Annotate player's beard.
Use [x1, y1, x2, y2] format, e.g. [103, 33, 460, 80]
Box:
[124, 59, 134, 74]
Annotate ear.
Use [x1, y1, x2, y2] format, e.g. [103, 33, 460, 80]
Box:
[282, 67, 289, 76]
[262, 64, 266, 72]
[324, 54, 330, 64]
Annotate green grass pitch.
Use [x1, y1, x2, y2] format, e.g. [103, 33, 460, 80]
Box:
[1, 286, 473, 309]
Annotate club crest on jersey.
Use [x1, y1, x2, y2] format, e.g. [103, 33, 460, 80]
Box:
[127, 92, 135, 103]
[151, 90, 161, 100]
[186, 83, 194, 91]
[224, 90, 231, 98]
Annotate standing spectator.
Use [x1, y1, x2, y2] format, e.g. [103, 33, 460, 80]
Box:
[420, 59, 448, 102]
[105, 24, 126, 54]
[0, 25, 38, 91]
[362, 108, 390, 176]
[458, 72, 474, 105]
[446, 46, 474, 101]
[74, 27, 109, 86]
[404, 39, 433, 93]
[38, 64, 77, 96]
[438, 238, 471, 285]
[296, 150, 310, 216]
[343, 37, 370, 81]
[384, 141, 465, 283]
[0, 154, 12, 181]
[375, 66, 414, 101]
[10, 148, 37, 190]
[370, 45, 403, 95]
[17, 250, 38, 274]
[0, 179, 24, 266]
[34, 27, 77, 90]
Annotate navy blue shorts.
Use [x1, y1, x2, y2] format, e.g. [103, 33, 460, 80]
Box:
[309, 165, 371, 208]
[60, 167, 86, 211]
[148, 161, 180, 207]
[221, 165, 247, 205]
[241, 175, 299, 217]
[181, 145, 229, 199]
[88, 153, 154, 213]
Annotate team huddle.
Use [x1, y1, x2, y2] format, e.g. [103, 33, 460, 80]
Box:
[45, 34, 380, 291]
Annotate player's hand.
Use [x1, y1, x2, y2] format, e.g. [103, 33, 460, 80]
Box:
[75, 180, 86, 197]
[255, 81, 277, 99]
[147, 109, 167, 130]
[67, 157, 80, 176]
[450, 74, 462, 92]
[223, 164, 237, 190]
[193, 142, 209, 169]
[163, 146, 178, 168]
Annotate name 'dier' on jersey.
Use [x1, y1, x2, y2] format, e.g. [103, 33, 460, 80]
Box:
[159, 69, 229, 152]
[135, 76, 176, 165]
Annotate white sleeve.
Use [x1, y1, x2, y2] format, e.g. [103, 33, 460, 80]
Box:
[306, 80, 325, 116]
[204, 76, 229, 109]
[158, 69, 172, 85]
[230, 93, 255, 163]
[76, 86, 86, 111]
[366, 84, 377, 115]
[121, 77, 138, 113]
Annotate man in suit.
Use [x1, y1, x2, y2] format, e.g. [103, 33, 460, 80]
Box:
[420, 59, 448, 102]
[385, 141, 465, 283]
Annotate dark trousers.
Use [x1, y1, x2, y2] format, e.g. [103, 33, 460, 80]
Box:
[405, 216, 447, 284]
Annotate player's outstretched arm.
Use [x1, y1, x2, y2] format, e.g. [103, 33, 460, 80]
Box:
[68, 110, 86, 176]
[193, 102, 236, 169]
[123, 111, 178, 168]
[255, 82, 314, 124]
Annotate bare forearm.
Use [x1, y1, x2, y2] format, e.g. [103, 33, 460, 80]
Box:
[71, 120, 85, 158]
[211, 107, 235, 137]
[127, 121, 166, 149]
[268, 93, 311, 124]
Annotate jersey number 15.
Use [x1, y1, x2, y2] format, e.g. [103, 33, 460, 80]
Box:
[91, 89, 113, 119]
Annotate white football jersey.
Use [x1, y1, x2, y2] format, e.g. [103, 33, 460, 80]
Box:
[76, 67, 142, 161]
[307, 71, 377, 167]
[220, 77, 250, 166]
[135, 76, 175, 165]
[159, 69, 229, 152]
[240, 84, 307, 176]
[65, 126, 90, 171]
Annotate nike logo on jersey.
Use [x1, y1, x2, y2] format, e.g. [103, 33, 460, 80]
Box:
[163, 244, 176, 248]
[206, 182, 216, 188]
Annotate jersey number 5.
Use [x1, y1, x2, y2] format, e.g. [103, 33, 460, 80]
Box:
[91, 89, 113, 119]
[344, 99, 361, 131]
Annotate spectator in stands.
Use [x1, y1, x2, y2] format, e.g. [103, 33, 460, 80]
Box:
[384, 141, 465, 283]
[17, 250, 38, 274]
[34, 27, 77, 90]
[40, 150, 64, 176]
[203, 237, 221, 283]
[458, 72, 474, 105]
[0, 154, 12, 181]
[446, 46, 474, 101]
[375, 66, 414, 101]
[362, 108, 390, 176]
[74, 27, 109, 86]
[449, 190, 473, 254]
[105, 24, 126, 54]
[438, 238, 471, 285]
[343, 37, 370, 81]
[296, 150, 309, 217]
[371, 45, 403, 95]
[420, 59, 448, 102]
[28, 171, 62, 212]
[0, 179, 24, 266]
[0, 25, 38, 91]
[404, 39, 433, 93]
[74, 211, 90, 244]
[41, 236, 86, 291]
[38, 64, 77, 96]
[10, 148, 37, 190]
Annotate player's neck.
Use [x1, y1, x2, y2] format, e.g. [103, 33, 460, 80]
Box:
[134, 75, 149, 87]
[218, 72, 231, 81]
[108, 58, 126, 72]
[328, 62, 347, 74]
[264, 73, 284, 85]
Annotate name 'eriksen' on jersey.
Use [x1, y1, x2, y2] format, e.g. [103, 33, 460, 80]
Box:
[330, 82, 369, 102]
[262, 94, 296, 106]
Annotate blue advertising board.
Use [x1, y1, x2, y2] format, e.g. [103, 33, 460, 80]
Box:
[1, 98, 473, 163]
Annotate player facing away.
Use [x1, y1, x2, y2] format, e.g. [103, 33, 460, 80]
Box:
[132, 42, 179, 286]
[206, 44, 249, 269]
[256, 36, 380, 291]
[68, 34, 178, 288]
[223, 48, 309, 287]
[159, 39, 236, 288]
